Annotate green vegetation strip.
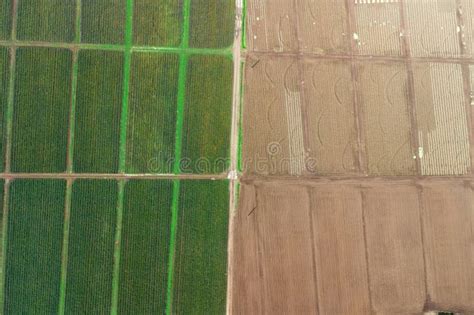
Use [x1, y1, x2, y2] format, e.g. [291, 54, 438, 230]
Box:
[58, 180, 72, 315]
[0, 180, 8, 312]
[165, 0, 191, 313]
[111, 0, 133, 313]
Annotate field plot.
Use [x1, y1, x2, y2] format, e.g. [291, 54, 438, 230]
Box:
[189, 0, 235, 48]
[118, 180, 173, 314]
[363, 185, 425, 314]
[126, 53, 179, 174]
[232, 180, 474, 313]
[421, 182, 474, 312]
[74, 50, 123, 173]
[303, 59, 359, 174]
[64, 180, 117, 314]
[297, 0, 350, 54]
[247, 0, 349, 54]
[405, 0, 460, 57]
[461, 0, 474, 56]
[172, 180, 229, 314]
[0, 0, 11, 40]
[81, 0, 126, 44]
[0, 48, 8, 172]
[132, 0, 182, 47]
[17, 0, 75, 42]
[4, 180, 65, 314]
[311, 185, 370, 314]
[357, 62, 415, 175]
[11, 48, 71, 173]
[181, 55, 233, 174]
[354, 2, 402, 56]
[412, 62, 471, 175]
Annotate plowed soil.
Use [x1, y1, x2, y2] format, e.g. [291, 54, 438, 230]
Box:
[231, 180, 474, 314]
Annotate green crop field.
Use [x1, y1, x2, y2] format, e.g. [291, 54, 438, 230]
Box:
[81, 0, 126, 44]
[172, 180, 229, 314]
[189, 0, 235, 48]
[0, 0, 11, 40]
[17, 0, 75, 42]
[74, 50, 123, 173]
[0, 48, 8, 172]
[126, 53, 179, 174]
[0, 0, 239, 314]
[11, 48, 71, 173]
[4, 180, 65, 314]
[65, 180, 117, 314]
[181, 55, 233, 174]
[118, 180, 173, 314]
[133, 0, 183, 47]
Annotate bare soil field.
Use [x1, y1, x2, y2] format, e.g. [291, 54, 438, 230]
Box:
[247, 0, 350, 54]
[357, 61, 416, 175]
[413, 62, 471, 175]
[231, 180, 474, 314]
[353, 2, 402, 56]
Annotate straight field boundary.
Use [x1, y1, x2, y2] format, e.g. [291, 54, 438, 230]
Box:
[0, 40, 232, 56]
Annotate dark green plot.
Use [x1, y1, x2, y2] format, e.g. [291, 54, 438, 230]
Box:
[4, 179, 66, 314]
[118, 180, 172, 314]
[133, 0, 182, 47]
[74, 50, 123, 173]
[65, 180, 117, 314]
[181, 55, 233, 174]
[0, 48, 9, 172]
[17, 0, 75, 42]
[11, 48, 71, 173]
[0, 0, 11, 40]
[126, 53, 179, 174]
[81, 0, 126, 44]
[172, 180, 229, 314]
[189, 0, 235, 48]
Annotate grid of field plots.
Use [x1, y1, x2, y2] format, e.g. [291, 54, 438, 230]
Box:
[0, 0, 236, 314]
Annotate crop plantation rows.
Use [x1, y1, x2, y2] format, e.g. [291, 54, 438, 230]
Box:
[0, 0, 237, 314]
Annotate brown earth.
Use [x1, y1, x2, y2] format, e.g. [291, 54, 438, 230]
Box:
[231, 180, 474, 314]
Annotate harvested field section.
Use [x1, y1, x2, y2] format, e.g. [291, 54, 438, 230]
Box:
[242, 56, 304, 175]
[181, 55, 233, 174]
[232, 184, 318, 314]
[310, 185, 370, 314]
[363, 185, 425, 314]
[132, 0, 182, 47]
[189, 0, 235, 48]
[17, 0, 75, 42]
[126, 53, 179, 174]
[420, 182, 474, 312]
[303, 60, 359, 174]
[4, 180, 65, 314]
[0, 48, 8, 172]
[11, 48, 71, 173]
[118, 180, 172, 314]
[247, 0, 298, 52]
[405, 0, 460, 57]
[354, 2, 402, 56]
[81, 0, 126, 44]
[413, 63, 471, 175]
[172, 180, 229, 314]
[357, 62, 416, 175]
[298, 0, 350, 54]
[0, 0, 11, 40]
[64, 180, 117, 314]
[74, 50, 123, 173]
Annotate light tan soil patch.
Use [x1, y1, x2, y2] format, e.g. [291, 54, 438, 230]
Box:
[413, 62, 471, 175]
